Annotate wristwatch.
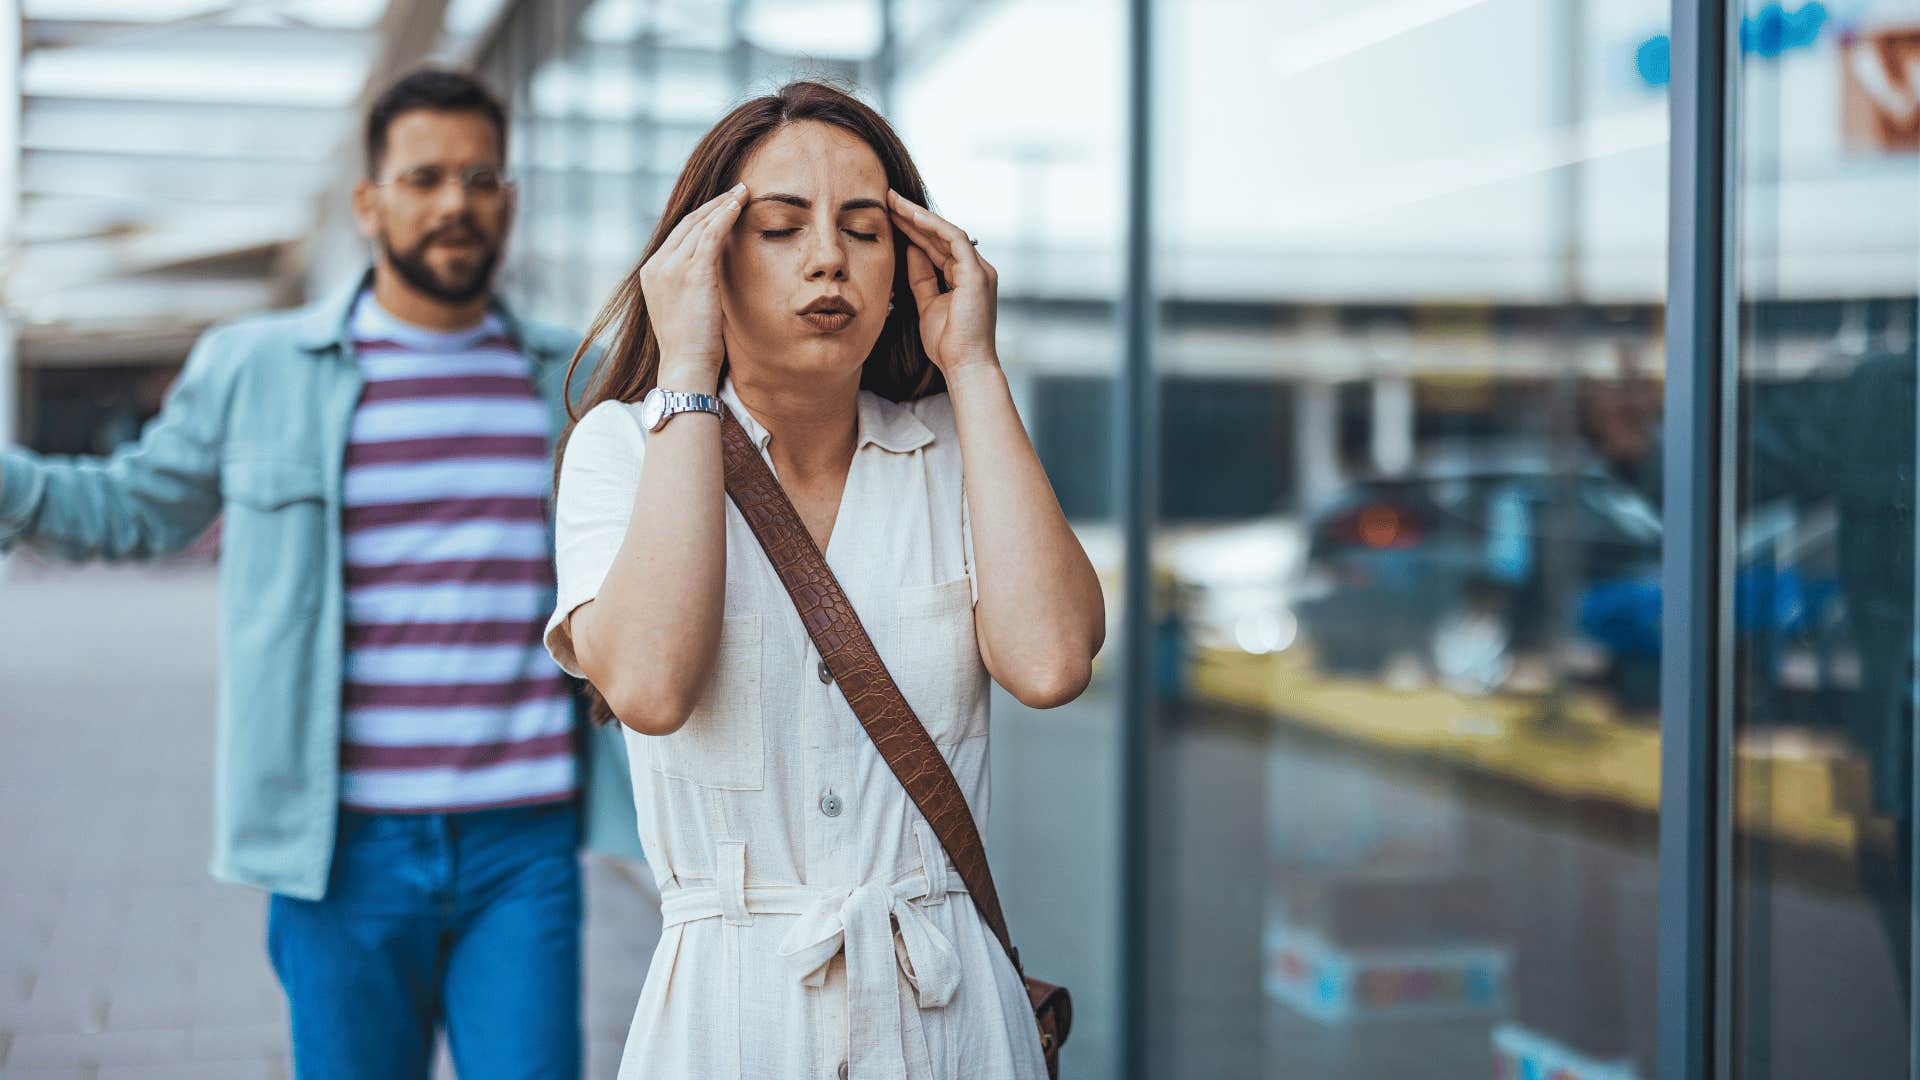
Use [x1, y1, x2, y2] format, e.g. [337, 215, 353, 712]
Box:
[639, 386, 722, 432]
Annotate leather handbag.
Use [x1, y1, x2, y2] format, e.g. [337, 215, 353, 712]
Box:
[717, 405, 1072, 1078]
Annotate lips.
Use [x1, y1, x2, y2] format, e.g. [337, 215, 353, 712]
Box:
[799, 311, 854, 332]
[430, 227, 482, 248]
[797, 296, 856, 332]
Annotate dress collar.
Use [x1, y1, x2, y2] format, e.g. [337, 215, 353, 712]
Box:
[716, 375, 935, 456]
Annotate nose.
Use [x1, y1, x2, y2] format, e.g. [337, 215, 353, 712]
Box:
[803, 222, 848, 282]
[430, 176, 473, 217]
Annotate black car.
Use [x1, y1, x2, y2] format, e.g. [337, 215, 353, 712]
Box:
[1293, 447, 1664, 692]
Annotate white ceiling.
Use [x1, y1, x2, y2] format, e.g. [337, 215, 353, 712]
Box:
[6, 0, 513, 344]
[5, 0, 984, 355]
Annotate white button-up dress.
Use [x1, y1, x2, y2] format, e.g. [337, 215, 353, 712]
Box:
[545, 377, 1049, 1080]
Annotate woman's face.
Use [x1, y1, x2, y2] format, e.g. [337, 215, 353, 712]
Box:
[719, 120, 896, 386]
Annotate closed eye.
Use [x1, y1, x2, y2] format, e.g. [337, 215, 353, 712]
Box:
[757, 228, 882, 242]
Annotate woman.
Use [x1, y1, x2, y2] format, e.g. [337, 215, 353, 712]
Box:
[543, 80, 1105, 1080]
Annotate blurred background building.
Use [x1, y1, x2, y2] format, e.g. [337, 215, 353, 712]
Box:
[3, 0, 1919, 1077]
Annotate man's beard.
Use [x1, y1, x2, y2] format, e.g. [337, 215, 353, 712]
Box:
[381, 217, 500, 305]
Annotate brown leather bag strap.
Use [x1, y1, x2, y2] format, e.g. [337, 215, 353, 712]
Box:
[717, 405, 1022, 972]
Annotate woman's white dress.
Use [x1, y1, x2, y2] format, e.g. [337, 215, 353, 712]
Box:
[545, 377, 1049, 1080]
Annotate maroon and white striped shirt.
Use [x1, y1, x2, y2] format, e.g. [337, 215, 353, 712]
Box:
[339, 292, 575, 813]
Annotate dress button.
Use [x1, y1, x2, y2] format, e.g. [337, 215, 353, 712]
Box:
[820, 791, 843, 818]
[817, 659, 833, 684]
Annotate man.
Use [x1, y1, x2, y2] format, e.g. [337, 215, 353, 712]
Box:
[0, 68, 640, 1078]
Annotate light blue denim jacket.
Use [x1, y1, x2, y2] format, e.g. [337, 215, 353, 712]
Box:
[0, 272, 643, 899]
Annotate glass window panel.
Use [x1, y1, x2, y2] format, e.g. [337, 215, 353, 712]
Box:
[1149, 1, 1669, 1076]
[1729, 1, 1920, 1076]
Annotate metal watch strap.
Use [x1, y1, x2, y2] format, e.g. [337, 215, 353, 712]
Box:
[655, 389, 721, 428]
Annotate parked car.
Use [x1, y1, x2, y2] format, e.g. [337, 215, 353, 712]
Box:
[1294, 446, 1845, 711]
[1293, 446, 1664, 697]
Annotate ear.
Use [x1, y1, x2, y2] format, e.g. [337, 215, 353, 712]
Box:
[499, 182, 519, 234]
[350, 179, 379, 240]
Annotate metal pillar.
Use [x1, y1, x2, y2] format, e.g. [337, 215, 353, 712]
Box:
[1117, 0, 1156, 1075]
[1659, 0, 1736, 1076]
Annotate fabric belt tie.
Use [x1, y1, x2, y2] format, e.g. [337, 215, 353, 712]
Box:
[658, 868, 967, 1080]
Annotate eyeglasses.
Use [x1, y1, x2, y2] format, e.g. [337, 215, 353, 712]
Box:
[377, 165, 513, 199]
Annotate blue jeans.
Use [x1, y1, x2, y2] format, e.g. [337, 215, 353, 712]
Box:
[267, 802, 583, 1080]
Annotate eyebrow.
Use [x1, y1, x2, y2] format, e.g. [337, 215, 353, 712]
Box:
[747, 193, 887, 213]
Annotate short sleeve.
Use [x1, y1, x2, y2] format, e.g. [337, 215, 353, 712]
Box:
[544, 400, 647, 677]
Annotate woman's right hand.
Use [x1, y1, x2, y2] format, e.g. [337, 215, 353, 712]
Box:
[641, 182, 748, 387]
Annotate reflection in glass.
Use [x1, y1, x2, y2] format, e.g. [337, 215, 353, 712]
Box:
[1149, 1, 1668, 1075]
[1730, 1, 1920, 1075]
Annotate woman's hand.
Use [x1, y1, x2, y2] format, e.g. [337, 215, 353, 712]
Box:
[887, 189, 999, 377]
[641, 183, 748, 387]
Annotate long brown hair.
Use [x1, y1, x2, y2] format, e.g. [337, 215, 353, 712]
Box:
[556, 78, 944, 726]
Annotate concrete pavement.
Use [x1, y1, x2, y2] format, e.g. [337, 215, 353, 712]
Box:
[0, 559, 659, 1078]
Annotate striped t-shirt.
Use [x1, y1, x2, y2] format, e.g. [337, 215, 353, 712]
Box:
[339, 292, 576, 813]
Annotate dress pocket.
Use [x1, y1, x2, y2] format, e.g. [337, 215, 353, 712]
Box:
[885, 577, 988, 745]
[651, 614, 766, 790]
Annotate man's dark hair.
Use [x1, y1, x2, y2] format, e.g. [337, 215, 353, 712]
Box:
[364, 68, 507, 178]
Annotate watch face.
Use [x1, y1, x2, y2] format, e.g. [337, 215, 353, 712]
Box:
[640, 389, 666, 431]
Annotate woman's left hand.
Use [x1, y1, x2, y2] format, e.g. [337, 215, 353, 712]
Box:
[887, 189, 998, 376]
